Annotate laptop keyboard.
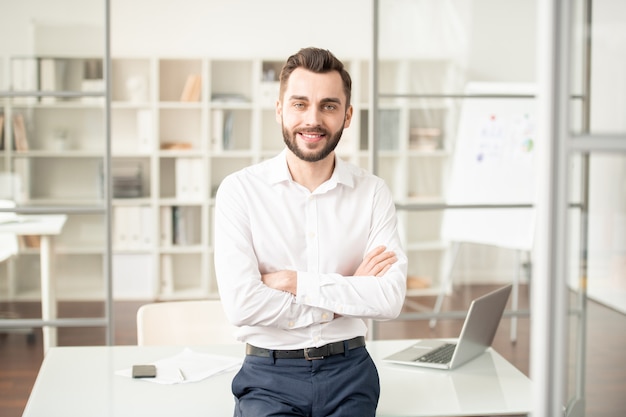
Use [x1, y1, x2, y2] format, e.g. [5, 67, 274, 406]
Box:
[415, 343, 456, 364]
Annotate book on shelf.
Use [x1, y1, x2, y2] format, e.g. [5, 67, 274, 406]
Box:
[160, 142, 193, 150]
[19, 235, 41, 249]
[0, 114, 4, 150]
[12, 114, 29, 152]
[211, 92, 247, 102]
[179, 74, 202, 102]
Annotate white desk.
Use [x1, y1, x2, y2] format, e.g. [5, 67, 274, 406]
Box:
[0, 215, 67, 352]
[23, 340, 531, 417]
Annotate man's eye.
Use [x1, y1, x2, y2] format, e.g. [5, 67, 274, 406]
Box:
[323, 104, 337, 111]
[293, 102, 305, 109]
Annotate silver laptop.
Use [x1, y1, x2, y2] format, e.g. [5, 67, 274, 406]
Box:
[383, 284, 512, 370]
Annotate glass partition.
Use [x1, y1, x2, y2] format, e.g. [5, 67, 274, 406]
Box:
[0, 0, 110, 350]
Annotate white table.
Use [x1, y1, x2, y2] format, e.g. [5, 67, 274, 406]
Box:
[23, 340, 531, 417]
[0, 214, 67, 352]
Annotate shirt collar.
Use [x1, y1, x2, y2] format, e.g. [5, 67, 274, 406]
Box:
[266, 148, 356, 190]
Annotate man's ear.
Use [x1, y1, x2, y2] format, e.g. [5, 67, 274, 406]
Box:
[343, 105, 354, 128]
[275, 100, 282, 124]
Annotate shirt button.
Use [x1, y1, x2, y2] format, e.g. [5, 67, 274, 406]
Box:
[288, 321, 295, 328]
[321, 313, 328, 320]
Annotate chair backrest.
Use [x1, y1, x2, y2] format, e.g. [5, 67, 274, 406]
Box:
[136, 299, 239, 346]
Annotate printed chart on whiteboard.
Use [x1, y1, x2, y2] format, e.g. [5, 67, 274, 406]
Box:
[442, 83, 537, 251]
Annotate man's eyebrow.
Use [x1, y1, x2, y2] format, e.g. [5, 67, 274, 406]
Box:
[287, 95, 342, 105]
[321, 97, 342, 104]
[288, 95, 309, 101]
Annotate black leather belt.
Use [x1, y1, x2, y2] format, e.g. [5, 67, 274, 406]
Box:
[246, 336, 366, 360]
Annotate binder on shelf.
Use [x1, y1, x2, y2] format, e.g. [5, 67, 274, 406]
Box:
[136, 110, 153, 153]
[113, 206, 130, 249]
[160, 254, 174, 295]
[113, 206, 144, 249]
[0, 114, 4, 150]
[12, 114, 29, 152]
[13, 159, 30, 203]
[189, 158, 203, 199]
[211, 109, 224, 152]
[172, 206, 183, 245]
[211, 109, 234, 151]
[39, 58, 57, 103]
[39, 58, 67, 103]
[140, 205, 153, 247]
[81, 58, 104, 103]
[172, 205, 200, 246]
[179, 74, 201, 102]
[11, 58, 37, 104]
[175, 157, 203, 201]
[160, 205, 173, 246]
[223, 110, 234, 150]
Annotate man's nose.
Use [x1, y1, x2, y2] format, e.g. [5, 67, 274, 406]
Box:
[303, 107, 322, 126]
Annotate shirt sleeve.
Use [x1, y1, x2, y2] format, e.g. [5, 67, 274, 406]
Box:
[214, 175, 333, 330]
[295, 181, 408, 320]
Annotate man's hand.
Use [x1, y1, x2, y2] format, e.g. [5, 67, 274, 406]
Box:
[262, 270, 297, 295]
[354, 245, 397, 277]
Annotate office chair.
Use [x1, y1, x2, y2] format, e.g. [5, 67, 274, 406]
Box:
[136, 299, 239, 346]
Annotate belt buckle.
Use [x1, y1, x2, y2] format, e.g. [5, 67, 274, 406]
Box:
[304, 347, 325, 360]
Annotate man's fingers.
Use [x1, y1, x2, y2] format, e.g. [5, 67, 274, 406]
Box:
[355, 246, 398, 276]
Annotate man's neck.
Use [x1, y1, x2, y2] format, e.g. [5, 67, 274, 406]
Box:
[286, 151, 335, 192]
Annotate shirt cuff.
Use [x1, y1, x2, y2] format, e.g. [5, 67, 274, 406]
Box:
[296, 271, 320, 307]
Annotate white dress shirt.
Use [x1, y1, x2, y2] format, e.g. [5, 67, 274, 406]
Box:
[214, 149, 407, 350]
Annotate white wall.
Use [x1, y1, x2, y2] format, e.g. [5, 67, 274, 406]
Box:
[0, 0, 103, 56]
[110, 0, 372, 59]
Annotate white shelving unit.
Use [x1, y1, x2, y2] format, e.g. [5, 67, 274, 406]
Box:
[0, 55, 109, 301]
[2, 52, 463, 301]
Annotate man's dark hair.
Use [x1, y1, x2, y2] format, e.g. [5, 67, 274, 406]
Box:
[279, 47, 352, 108]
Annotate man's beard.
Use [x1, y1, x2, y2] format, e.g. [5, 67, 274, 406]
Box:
[282, 122, 344, 163]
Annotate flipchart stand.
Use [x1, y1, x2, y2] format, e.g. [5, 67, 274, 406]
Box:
[430, 82, 538, 342]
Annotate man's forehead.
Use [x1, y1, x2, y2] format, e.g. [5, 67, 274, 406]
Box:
[285, 68, 345, 101]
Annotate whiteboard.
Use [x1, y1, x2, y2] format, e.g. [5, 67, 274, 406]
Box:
[442, 82, 537, 251]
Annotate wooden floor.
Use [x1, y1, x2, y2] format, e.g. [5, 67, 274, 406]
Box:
[1, 284, 624, 417]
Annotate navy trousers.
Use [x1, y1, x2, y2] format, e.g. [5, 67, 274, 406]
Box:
[232, 345, 380, 417]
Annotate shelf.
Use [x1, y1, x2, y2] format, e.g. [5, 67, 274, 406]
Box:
[2, 53, 463, 300]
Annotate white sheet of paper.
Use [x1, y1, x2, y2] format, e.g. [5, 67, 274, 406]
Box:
[116, 348, 242, 384]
